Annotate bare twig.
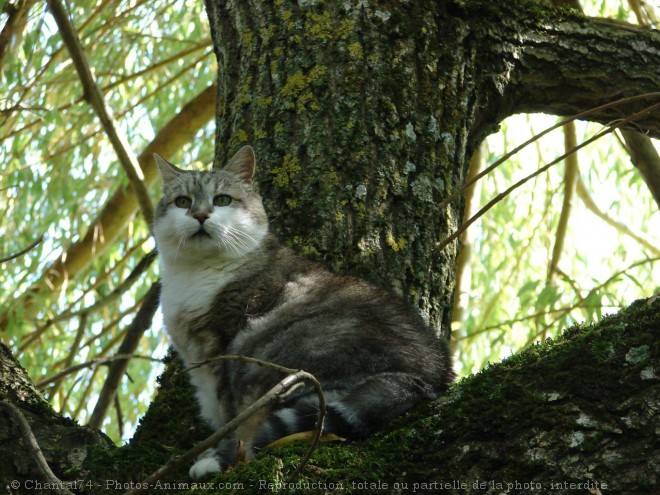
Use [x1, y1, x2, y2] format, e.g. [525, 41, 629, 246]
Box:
[88, 280, 161, 429]
[575, 172, 660, 256]
[183, 355, 326, 482]
[51, 249, 157, 325]
[45, 312, 89, 399]
[436, 92, 660, 214]
[547, 121, 579, 284]
[437, 100, 660, 252]
[123, 359, 325, 495]
[0, 401, 76, 495]
[0, 234, 44, 263]
[47, 0, 154, 224]
[35, 353, 163, 390]
[620, 129, 660, 209]
[17, 249, 155, 356]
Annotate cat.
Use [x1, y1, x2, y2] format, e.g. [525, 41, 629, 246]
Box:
[152, 146, 454, 479]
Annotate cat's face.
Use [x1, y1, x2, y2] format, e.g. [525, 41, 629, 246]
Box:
[153, 146, 268, 263]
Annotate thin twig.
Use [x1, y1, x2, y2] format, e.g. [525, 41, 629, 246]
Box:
[123, 361, 325, 495]
[0, 234, 44, 263]
[547, 120, 579, 285]
[526, 255, 660, 345]
[18, 245, 154, 355]
[0, 401, 76, 495]
[575, 171, 660, 256]
[183, 355, 326, 482]
[35, 354, 163, 390]
[47, 0, 154, 224]
[436, 92, 660, 213]
[88, 281, 161, 429]
[51, 249, 157, 325]
[45, 312, 89, 399]
[437, 100, 660, 251]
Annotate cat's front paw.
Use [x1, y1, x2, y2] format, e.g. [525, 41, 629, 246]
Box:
[189, 456, 222, 479]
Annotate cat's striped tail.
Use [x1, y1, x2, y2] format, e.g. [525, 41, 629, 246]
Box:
[252, 372, 438, 450]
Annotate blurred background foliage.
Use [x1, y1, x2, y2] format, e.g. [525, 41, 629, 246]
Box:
[0, 0, 658, 443]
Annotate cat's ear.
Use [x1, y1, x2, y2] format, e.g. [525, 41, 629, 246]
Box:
[224, 145, 255, 182]
[154, 153, 184, 185]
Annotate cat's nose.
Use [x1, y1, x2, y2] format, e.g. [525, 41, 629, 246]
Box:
[194, 213, 210, 224]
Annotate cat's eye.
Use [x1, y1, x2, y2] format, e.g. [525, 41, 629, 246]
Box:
[174, 196, 192, 208]
[213, 194, 232, 207]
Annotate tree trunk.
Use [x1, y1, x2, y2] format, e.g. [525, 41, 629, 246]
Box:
[1, 0, 659, 492]
[203, 0, 660, 335]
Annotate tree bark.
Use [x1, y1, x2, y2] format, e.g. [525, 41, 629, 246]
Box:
[0, 343, 111, 488]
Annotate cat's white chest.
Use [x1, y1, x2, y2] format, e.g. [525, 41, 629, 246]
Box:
[159, 260, 238, 355]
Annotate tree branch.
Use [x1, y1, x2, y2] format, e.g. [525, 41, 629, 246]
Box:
[0, 0, 36, 72]
[437, 101, 660, 252]
[439, 93, 660, 214]
[47, 0, 155, 224]
[87, 280, 161, 430]
[620, 129, 660, 209]
[547, 121, 579, 284]
[508, 13, 660, 137]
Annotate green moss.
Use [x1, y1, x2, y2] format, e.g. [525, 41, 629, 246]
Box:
[256, 95, 273, 107]
[306, 11, 338, 41]
[280, 71, 307, 98]
[385, 232, 407, 252]
[347, 42, 364, 60]
[79, 352, 213, 491]
[233, 129, 249, 145]
[271, 153, 301, 187]
[279, 66, 327, 110]
[241, 28, 253, 46]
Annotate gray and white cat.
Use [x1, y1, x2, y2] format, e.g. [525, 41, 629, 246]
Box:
[152, 146, 454, 479]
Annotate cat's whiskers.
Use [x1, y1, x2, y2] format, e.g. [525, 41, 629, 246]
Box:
[217, 226, 252, 255]
[225, 226, 261, 253]
[221, 229, 247, 255]
[175, 232, 191, 261]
